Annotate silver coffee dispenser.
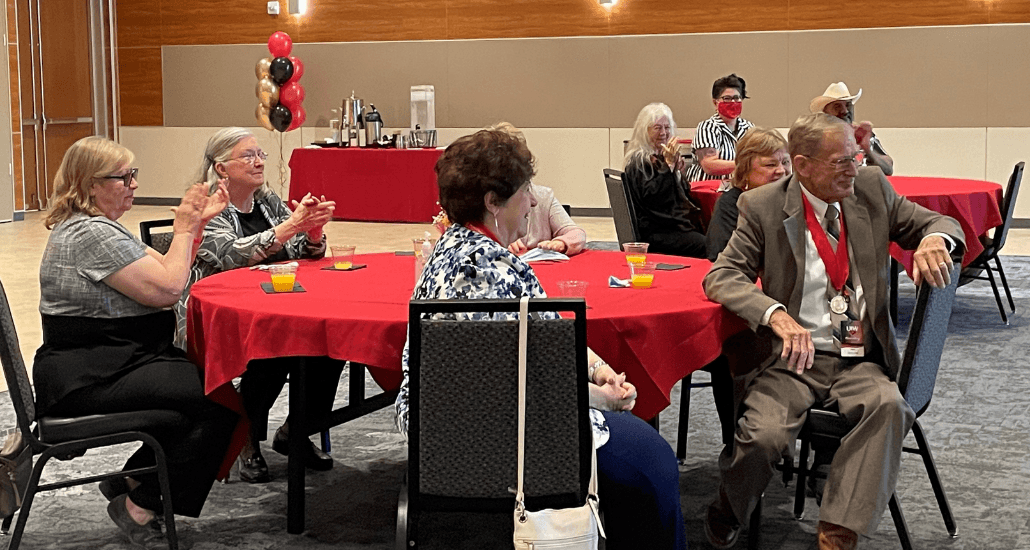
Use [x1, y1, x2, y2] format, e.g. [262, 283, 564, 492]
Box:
[341, 91, 365, 147]
[364, 105, 383, 147]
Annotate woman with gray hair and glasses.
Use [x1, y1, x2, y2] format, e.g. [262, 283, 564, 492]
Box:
[173, 127, 342, 484]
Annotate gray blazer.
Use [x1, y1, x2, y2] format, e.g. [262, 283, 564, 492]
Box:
[703, 167, 964, 380]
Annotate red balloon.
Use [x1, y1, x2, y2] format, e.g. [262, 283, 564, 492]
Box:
[268, 31, 292, 58]
[279, 82, 305, 111]
[287, 105, 307, 131]
[287, 56, 304, 84]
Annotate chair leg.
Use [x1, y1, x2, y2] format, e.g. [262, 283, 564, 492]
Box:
[396, 474, 411, 550]
[7, 451, 53, 550]
[1, 514, 12, 534]
[793, 441, 810, 521]
[888, 493, 913, 550]
[145, 433, 179, 550]
[983, 262, 1009, 324]
[676, 374, 692, 461]
[911, 420, 958, 537]
[747, 494, 763, 550]
[647, 413, 660, 431]
[993, 255, 1016, 313]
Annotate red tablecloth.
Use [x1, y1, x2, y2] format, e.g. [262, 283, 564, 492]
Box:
[186, 250, 746, 420]
[690, 176, 1003, 271]
[288, 148, 442, 223]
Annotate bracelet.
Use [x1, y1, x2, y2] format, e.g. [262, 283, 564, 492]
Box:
[588, 359, 606, 382]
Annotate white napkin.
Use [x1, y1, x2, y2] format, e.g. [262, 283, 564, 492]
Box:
[608, 275, 630, 288]
[521, 248, 570, 263]
[250, 261, 299, 271]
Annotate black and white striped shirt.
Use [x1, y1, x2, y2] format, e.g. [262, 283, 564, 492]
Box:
[684, 114, 754, 184]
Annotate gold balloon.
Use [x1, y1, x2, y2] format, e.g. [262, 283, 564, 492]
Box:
[255, 57, 272, 80]
[256, 103, 275, 132]
[256, 77, 279, 109]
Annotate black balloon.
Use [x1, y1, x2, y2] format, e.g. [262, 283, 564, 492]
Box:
[269, 57, 294, 85]
[269, 104, 293, 132]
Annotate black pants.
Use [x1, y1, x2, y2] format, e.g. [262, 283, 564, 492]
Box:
[49, 358, 239, 517]
[646, 229, 707, 259]
[239, 357, 344, 443]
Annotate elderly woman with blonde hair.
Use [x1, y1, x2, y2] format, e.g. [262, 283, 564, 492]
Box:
[705, 127, 791, 261]
[173, 127, 343, 484]
[34, 136, 239, 548]
[622, 102, 706, 258]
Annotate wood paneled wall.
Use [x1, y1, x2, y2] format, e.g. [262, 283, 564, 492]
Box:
[116, 0, 1030, 126]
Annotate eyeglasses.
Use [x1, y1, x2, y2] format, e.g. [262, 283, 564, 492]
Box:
[806, 153, 861, 172]
[230, 150, 268, 165]
[717, 96, 743, 103]
[102, 168, 138, 187]
[650, 124, 672, 132]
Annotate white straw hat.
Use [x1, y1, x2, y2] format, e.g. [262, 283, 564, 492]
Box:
[809, 82, 862, 113]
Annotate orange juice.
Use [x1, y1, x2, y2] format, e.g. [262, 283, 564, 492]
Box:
[334, 261, 353, 270]
[631, 274, 654, 289]
[270, 273, 296, 292]
[626, 254, 646, 265]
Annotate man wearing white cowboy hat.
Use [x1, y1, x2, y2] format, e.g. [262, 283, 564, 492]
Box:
[811, 82, 894, 176]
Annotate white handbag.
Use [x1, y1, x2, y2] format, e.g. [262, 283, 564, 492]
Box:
[512, 297, 605, 550]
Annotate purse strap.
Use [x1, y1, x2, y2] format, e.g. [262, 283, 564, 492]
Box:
[514, 297, 599, 516]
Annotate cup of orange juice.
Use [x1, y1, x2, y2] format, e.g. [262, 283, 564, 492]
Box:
[269, 264, 298, 292]
[622, 242, 649, 266]
[331, 245, 356, 269]
[628, 261, 656, 289]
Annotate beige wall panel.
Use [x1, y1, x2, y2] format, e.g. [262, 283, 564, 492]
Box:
[120, 126, 303, 199]
[875, 128, 986, 179]
[444, 37, 610, 128]
[163, 41, 452, 131]
[986, 25, 1030, 127]
[520, 128, 610, 208]
[986, 127, 1030, 218]
[608, 33, 792, 130]
[787, 26, 990, 128]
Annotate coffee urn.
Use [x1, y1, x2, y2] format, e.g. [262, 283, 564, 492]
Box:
[364, 105, 383, 146]
[341, 91, 365, 147]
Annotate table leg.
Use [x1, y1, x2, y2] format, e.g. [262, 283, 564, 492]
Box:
[349, 361, 366, 405]
[287, 357, 307, 534]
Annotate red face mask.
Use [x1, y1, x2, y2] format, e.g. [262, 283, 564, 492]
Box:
[717, 101, 743, 119]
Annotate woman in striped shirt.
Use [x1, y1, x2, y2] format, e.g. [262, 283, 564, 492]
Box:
[684, 74, 755, 184]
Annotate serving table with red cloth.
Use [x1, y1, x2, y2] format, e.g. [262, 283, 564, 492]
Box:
[690, 176, 1003, 270]
[186, 249, 745, 532]
[288, 147, 442, 223]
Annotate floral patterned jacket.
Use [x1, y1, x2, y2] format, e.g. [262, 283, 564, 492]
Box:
[393, 224, 609, 447]
[173, 186, 326, 348]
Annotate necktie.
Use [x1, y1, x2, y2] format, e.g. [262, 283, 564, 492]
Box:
[825, 205, 861, 352]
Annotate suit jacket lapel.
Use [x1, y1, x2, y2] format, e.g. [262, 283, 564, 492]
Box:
[841, 195, 877, 308]
[782, 176, 807, 317]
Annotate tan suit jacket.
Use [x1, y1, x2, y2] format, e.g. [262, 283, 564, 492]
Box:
[703, 167, 964, 380]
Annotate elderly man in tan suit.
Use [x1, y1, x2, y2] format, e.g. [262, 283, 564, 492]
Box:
[702, 113, 964, 550]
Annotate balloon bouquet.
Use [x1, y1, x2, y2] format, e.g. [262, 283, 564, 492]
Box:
[255, 31, 305, 188]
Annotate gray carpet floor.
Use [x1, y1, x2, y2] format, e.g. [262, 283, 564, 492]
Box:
[2, 256, 1028, 549]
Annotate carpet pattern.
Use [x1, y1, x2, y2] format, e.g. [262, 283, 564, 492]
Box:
[1, 256, 1027, 549]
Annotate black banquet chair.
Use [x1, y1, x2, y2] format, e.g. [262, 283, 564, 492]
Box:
[958, 161, 1023, 324]
[0, 278, 182, 550]
[603, 169, 640, 246]
[140, 218, 176, 255]
[396, 298, 593, 548]
[747, 267, 960, 550]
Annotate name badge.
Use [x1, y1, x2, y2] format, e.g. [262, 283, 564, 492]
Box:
[840, 320, 865, 357]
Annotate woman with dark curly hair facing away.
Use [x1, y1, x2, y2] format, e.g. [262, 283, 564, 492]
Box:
[394, 129, 687, 549]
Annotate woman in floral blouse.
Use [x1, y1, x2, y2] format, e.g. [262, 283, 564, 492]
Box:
[173, 127, 342, 483]
[394, 129, 686, 549]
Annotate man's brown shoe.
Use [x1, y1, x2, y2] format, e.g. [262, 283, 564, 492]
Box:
[817, 520, 858, 550]
[704, 491, 741, 549]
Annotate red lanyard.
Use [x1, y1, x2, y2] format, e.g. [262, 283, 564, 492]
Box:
[465, 221, 500, 244]
[801, 194, 849, 292]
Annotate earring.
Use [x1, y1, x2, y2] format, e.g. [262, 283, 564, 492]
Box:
[494, 215, 499, 235]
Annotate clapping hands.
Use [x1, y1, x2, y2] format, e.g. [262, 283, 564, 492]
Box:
[289, 193, 336, 237]
[171, 180, 229, 235]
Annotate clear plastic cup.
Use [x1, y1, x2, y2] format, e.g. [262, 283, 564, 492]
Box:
[622, 242, 649, 266]
[269, 264, 298, 292]
[331, 245, 356, 270]
[556, 280, 589, 297]
[628, 261, 656, 289]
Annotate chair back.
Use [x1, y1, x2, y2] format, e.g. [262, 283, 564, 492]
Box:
[896, 266, 959, 417]
[140, 219, 176, 254]
[991, 161, 1023, 252]
[407, 298, 590, 513]
[603, 168, 639, 245]
[0, 280, 41, 451]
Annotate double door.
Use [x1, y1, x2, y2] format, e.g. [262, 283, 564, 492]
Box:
[16, 0, 116, 211]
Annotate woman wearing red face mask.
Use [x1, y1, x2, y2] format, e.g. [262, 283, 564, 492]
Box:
[684, 74, 754, 184]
